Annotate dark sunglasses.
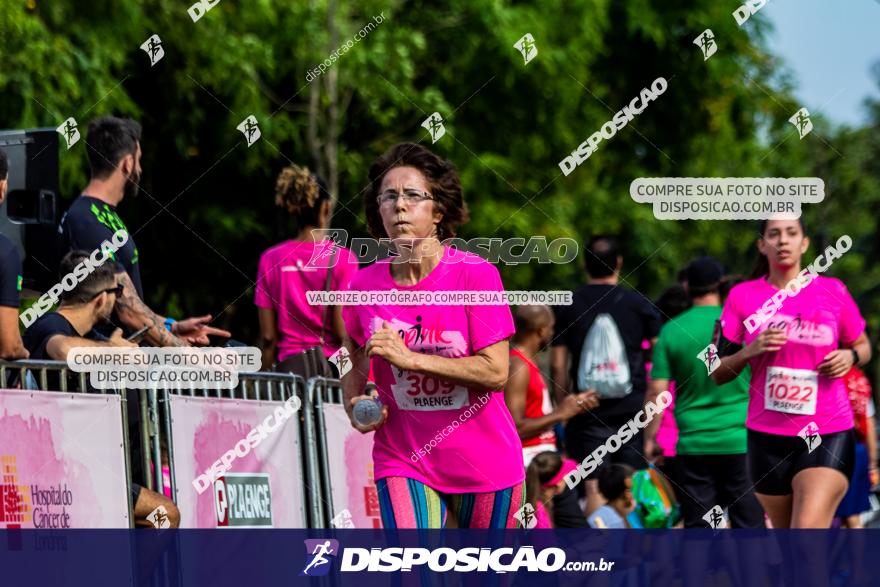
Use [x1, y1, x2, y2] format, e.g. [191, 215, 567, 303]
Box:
[95, 284, 124, 298]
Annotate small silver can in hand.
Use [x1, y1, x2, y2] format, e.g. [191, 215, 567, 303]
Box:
[353, 397, 383, 427]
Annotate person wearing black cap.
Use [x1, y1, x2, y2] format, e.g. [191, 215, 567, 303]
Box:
[645, 256, 765, 528]
[0, 148, 29, 360]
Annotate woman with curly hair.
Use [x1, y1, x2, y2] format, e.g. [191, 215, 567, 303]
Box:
[341, 143, 525, 528]
[255, 164, 359, 375]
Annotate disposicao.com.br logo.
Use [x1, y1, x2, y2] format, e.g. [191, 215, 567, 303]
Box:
[301, 539, 340, 577]
[300, 540, 615, 575]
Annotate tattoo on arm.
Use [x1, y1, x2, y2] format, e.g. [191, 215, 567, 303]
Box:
[114, 272, 185, 347]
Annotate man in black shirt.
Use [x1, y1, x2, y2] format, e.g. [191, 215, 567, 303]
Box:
[0, 149, 29, 360]
[551, 235, 662, 515]
[23, 251, 180, 528]
[58, 116, 229, 346]
[23, 252, 134, 361]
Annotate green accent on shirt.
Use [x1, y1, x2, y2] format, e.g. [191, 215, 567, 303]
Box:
[651, 306, 750, 455]
[89, 202, 135, 264]
[89, 202, 129, 234]
[16, 275, 22, 292]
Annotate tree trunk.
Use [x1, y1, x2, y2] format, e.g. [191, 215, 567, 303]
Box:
[306, 0, 340, 212]
[324, 0, 340, 211]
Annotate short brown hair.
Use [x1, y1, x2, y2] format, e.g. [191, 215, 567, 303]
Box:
[365, 143, 468, 240]
[58, 251, 118, 304]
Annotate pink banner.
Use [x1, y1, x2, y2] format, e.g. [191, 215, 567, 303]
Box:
[169, 394, 305, 528]
[0, 389, 130, 528]
[323, 404, 381, 528]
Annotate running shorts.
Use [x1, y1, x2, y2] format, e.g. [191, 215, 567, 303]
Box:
[747, 429, 855, 496]
[674, 453, 765, 528]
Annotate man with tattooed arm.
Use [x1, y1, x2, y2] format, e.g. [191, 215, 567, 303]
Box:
[57, 116, 230, 346]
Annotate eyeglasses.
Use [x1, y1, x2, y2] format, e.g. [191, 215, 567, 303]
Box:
[99, 284, 124, 298]
[376, 188, 433, 206]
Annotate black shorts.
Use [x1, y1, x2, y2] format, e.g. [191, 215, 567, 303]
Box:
[675, 453, 765, 528]
[747, 429, 855, 496]
[656, 456, 678, 488]
[564, 420, 646, 488]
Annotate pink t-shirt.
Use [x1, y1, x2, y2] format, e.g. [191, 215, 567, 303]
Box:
[651, 374, 678, 457]
[342, 246, 524, 493]
[255, 240, 359, 359]
[645, 344, 679, 458]
[719, 276, 865, 436]
[535, 501, 552, 529]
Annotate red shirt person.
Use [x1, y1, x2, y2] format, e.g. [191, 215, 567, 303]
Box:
[504, 305, 597, 466]
[844, 366, 878, 486]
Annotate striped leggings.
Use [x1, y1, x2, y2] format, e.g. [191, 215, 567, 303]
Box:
[376, 477, 525, 529]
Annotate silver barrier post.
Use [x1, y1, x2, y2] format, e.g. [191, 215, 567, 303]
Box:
[302, 376, 324, 527]
[159, 381, 185, 587]
[121, 387, 135, 528]
[161, 386, 177, 503]
[148, 385, 163, 493]
[313, 377, 335, 528]
[140, 389, 154, 491]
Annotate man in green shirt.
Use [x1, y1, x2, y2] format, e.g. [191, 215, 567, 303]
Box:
[644, 257, 764, 528]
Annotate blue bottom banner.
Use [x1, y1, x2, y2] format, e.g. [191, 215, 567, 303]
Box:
[1, 529, 876, 586]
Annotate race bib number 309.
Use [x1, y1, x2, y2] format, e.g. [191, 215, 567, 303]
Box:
[390, 370, 470, 411]
[371, 316, 471, 411]
[764, 366, 818, 416]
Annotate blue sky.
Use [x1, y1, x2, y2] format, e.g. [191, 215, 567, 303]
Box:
[763, 0, 880, 127]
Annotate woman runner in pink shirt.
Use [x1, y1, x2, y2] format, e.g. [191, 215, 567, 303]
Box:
[712, 219, 871, 528]
[341, 143, 525, 528]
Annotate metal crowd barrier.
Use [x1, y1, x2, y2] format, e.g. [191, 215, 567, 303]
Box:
[309, 376, 344, 528]
[0, 359, 364, 529]
[0, 359, 137, 528]
[153, 371, 321, 525]
[153, 372, 356, 528]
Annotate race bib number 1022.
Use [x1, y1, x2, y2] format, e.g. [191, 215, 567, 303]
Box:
[764, 366, 818, 416]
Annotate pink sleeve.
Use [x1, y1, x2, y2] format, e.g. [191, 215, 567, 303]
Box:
[332, 248, 359, 291]
[719, 285, 745, 344]
[466, 262, 515, 352]
[342, 278, 367, 347]
[254, 251, 275, 309]
[836, 280, 866, 345]
[535, 502, 553, 529]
